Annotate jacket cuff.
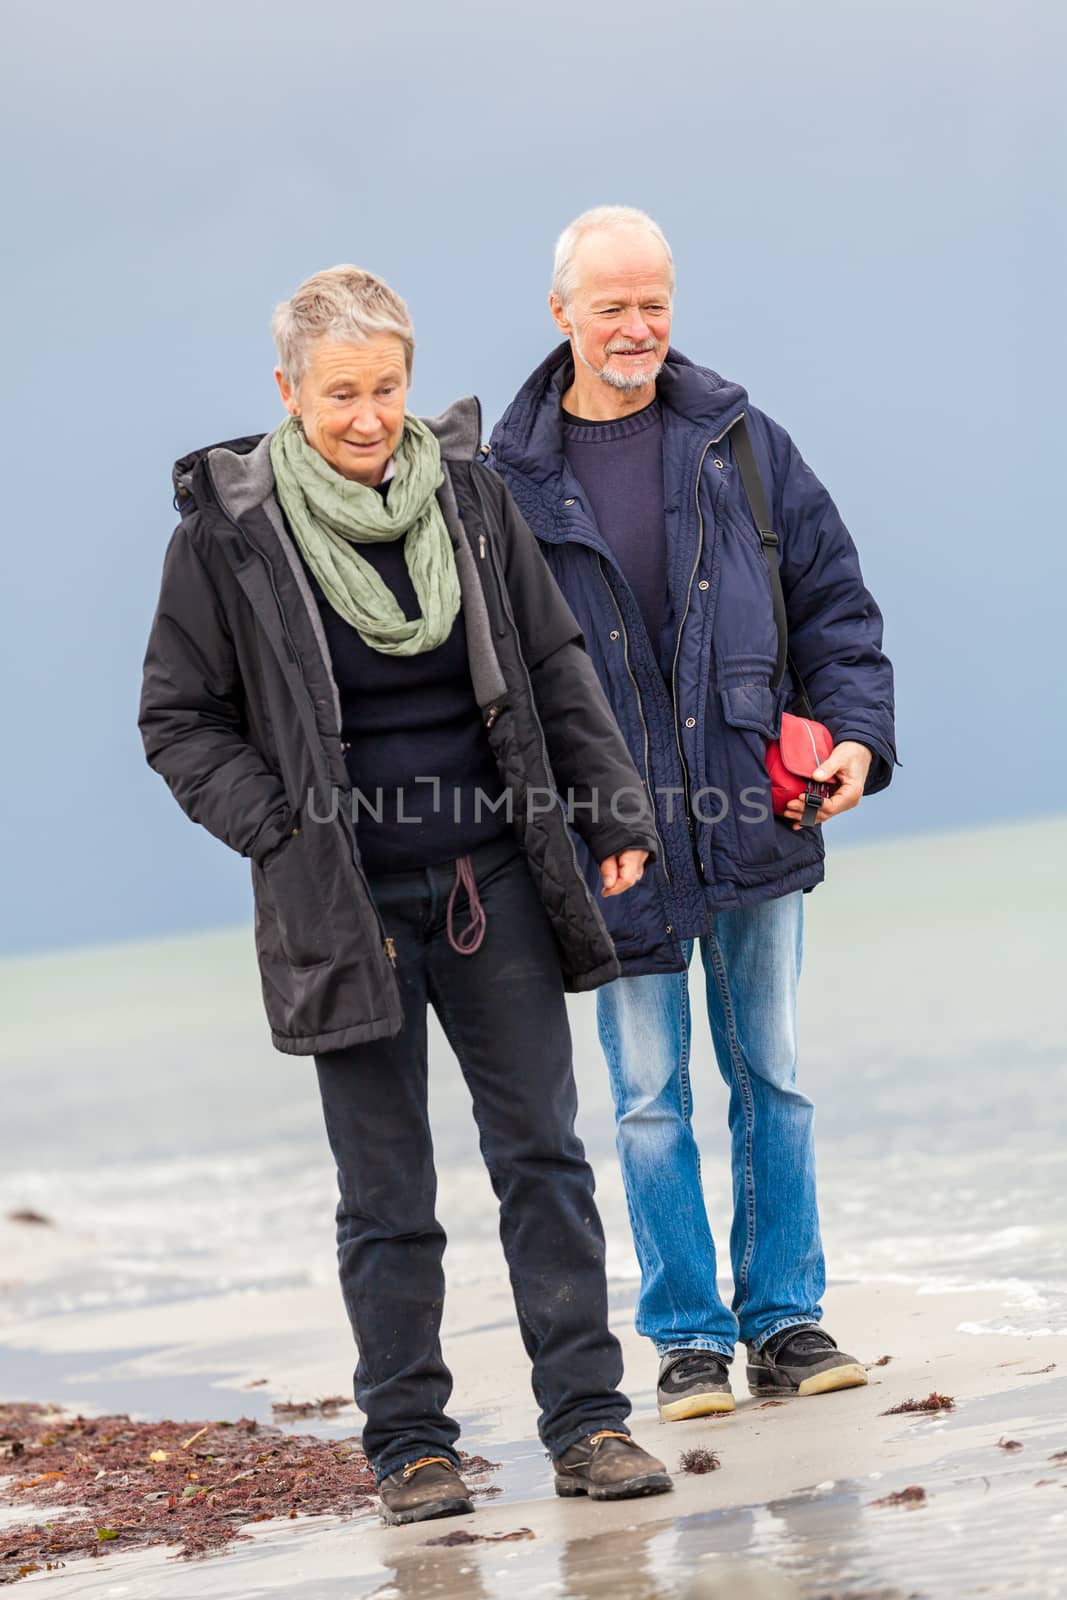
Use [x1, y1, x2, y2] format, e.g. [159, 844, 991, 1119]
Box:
[825, 729, 898, 797]
[588, 826, 659, 866]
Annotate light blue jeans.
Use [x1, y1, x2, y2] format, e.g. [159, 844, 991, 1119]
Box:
[596, 891, 825, 1357]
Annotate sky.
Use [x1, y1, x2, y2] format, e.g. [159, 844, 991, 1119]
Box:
[2, 0, 1063, 957]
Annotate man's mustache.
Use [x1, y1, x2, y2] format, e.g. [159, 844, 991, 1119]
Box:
[605, 339, 658, 355]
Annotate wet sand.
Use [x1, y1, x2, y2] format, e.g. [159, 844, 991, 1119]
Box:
[3, 1240, 1066, 1597]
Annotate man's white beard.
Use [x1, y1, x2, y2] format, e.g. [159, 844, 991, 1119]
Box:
[574, 331, 663, 393]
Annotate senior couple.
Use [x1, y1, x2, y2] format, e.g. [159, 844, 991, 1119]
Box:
[139, 207, 895, 1525]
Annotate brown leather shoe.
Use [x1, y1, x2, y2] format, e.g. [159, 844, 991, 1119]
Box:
[378, 1455, 475, 1525]
[553, 1429, 673, 1501]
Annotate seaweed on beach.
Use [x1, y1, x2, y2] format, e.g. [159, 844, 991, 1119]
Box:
[880, 1392, 955, 1415]
[5, 1211, 51, 1226]
[996, 1437, 1023, 1451]
[271, 1396, 351, 1419]
[870, 1484, 927, 1508]
[424, 1527, 534, 1547]
[678, 1448, 721, 1474]
[0, 1403, 497, 1584]
[869, 1355, 893, 1367]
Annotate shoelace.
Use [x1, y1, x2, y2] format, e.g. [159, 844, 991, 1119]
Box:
[446, 854, 486, 955]
[666, 1352, 728, 1382]
[771, 1327, 837, 1358]
[401, 1455, 456, 1481]
[586, 1430, 633, 1451]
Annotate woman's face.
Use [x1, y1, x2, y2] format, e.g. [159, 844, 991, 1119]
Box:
[275, 334, 408, 486]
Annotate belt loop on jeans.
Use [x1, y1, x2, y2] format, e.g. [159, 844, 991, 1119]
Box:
[446, 854, 486, 955]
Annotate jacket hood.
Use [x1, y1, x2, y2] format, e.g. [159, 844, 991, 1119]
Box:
[171, 395, 485, 516]
[489, 341, 748, 488]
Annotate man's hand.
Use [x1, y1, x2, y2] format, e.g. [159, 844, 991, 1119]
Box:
[783, 740, 872, 830]
[599, 849, 648, 897]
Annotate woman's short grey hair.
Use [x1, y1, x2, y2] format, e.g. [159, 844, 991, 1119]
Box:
[551, 206, 675, 310]
[272, 265, 415, 390]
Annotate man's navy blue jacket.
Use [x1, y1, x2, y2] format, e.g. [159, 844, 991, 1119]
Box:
[488, 343, 897, 978]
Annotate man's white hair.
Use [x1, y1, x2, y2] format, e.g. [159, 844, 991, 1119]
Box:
[272, 264, 415, 391]
[551, 206, 675, 309]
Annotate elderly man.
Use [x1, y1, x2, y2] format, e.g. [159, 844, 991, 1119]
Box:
[489, 206, 896, 1420]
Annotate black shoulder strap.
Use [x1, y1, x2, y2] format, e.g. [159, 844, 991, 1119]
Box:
[729, 417, 814, 718]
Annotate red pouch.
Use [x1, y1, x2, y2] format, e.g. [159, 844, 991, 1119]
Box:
[765, 713, 836, 825]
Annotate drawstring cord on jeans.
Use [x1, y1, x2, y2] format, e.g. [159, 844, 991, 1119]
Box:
[446, 854, 486, 955]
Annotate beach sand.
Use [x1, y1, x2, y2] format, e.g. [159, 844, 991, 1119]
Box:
[3, 1232, 1066, 1597]
[3, 816, 1066, 1594]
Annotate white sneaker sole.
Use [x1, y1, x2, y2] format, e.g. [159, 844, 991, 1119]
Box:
[796, 1363, 869, 1397]
[658, 1391, 736, 1422]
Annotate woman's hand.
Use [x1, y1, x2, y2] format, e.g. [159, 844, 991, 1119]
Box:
[599, 849, 649, 898]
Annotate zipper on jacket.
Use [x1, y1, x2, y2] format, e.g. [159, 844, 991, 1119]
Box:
[470, 492, 507, 634]
[467, 469, 606, 926]
[598, 557, 670, 884]
[203, 457, 396, 975]
[669, 439, 713, 860]
[669, 413, 745, 875]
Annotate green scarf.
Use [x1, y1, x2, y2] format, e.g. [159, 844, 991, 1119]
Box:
[269, 413, 461, 656]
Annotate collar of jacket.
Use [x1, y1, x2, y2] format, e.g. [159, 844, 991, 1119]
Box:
[171, 397, 507, 730]
[171, 395, 484, 506]
[488, 341, 748, 542]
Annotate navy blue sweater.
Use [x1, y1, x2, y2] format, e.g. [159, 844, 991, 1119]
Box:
[561, 398, 668, 664]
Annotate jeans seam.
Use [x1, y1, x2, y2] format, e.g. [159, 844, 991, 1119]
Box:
[677, 968, 693, 1125]
[704, 930, 757, 1316]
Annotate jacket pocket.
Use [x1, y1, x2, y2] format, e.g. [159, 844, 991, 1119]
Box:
[253, 830, 333, 969]
[714, 683, 779, 853]
[719, 682, 782, 741]
[700, 680, 802, 876]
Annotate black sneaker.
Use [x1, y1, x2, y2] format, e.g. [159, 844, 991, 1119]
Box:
[657, 1349, 735, 1421]
[746, 1325, 867, 1397]
[378, 1455, 474, 1525]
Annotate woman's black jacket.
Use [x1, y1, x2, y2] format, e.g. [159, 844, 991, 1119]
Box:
[138, 398, 659, 1055]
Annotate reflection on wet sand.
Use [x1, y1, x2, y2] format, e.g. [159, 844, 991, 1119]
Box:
[558, 1520, 675, 1600]
[557, 1517, 798, 1599]
[368, 1535, 498, 1599]
[368, 1514, 802, 1600]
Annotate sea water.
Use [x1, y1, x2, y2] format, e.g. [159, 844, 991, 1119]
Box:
[2, 816, 1063, 1338]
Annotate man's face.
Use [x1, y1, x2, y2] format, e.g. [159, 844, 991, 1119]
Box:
[550, 227, 673, 393]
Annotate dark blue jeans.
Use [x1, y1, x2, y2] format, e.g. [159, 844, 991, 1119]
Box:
[314, 836, 630, 1482]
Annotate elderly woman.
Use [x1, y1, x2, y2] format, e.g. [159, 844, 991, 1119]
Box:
[139, 266, 672, 1523]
